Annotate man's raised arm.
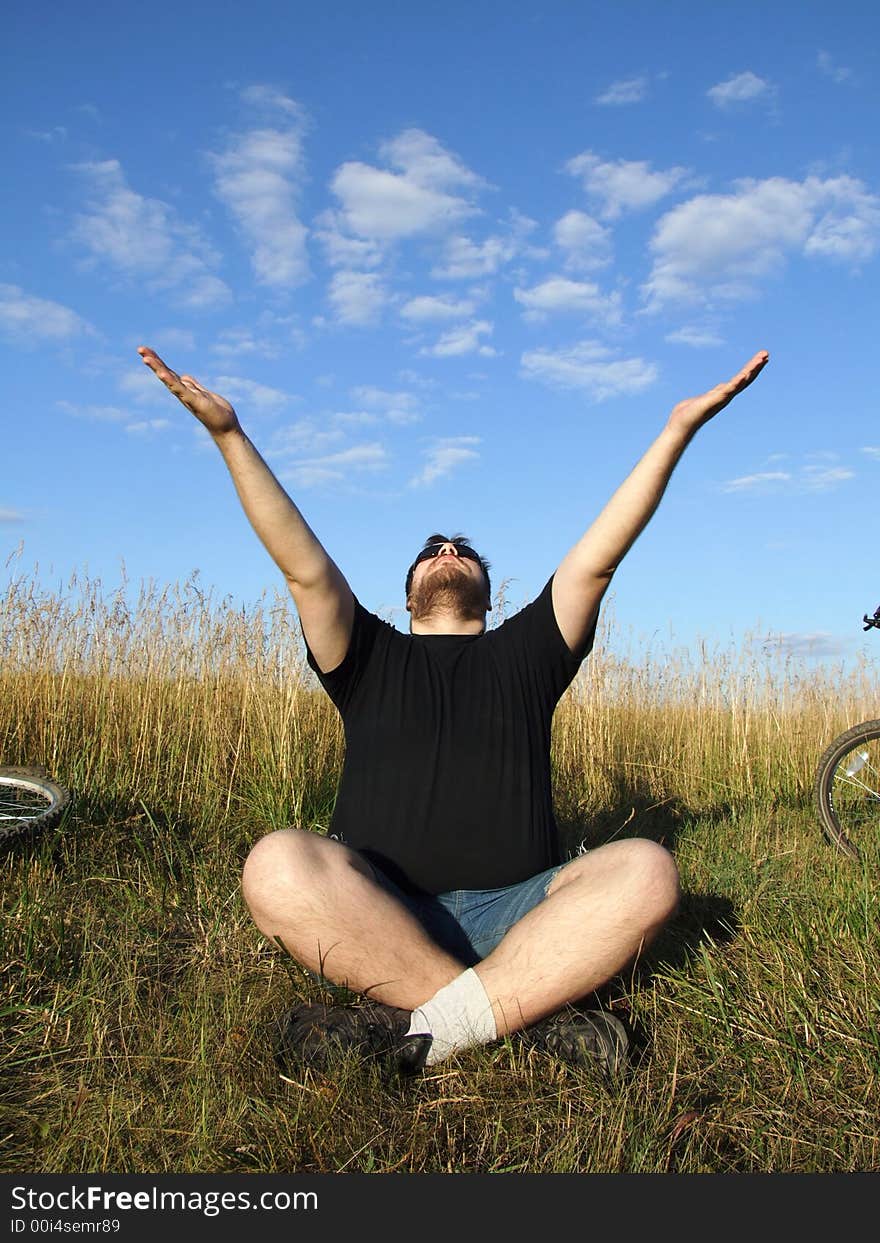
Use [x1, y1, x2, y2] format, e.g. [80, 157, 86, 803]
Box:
[138, 346, 354, 673]
[552, 350, 770, 654]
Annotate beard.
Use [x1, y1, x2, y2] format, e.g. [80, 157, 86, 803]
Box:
[408, 560, 488, 625]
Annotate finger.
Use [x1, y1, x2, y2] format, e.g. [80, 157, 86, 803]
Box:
[723, 350, 770, 399]
[138, 345, 180, 386]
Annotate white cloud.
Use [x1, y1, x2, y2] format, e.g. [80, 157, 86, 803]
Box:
[707, 71, 774, 109]
[209, 90, 309, 288]
[208, 327, 281, 361]
[409, 436, 481, 487]
[520, 341, 658, 401]
[665, 326, 725, 348]
[722, 471, 792, 492]
[722, 461, 855, 493]
[331, 128, 482, 242]
[56, 399, 130, 423]
[565, 151, 691, 220]
[327, 271, 389, 326]
[26, 126, 68, 143]
[420, 320, 496, 358]
[314, 210, 383, 269]
[271, 419, 346, 459]
[69, 160, 231, 309]
[0, 508, 25, 523]
[211, 375, 293, 415]
[400, 294, 476, 322]
[595, 77, 648, 106]
[553, 211, 612, 271]
[801, 466, 855, 489]
[431, 210, 539, 279]
[514, 277, 622, 325]
[0, 284, 96, 346]
[642, 175, 880, 310]
[118, 368, 171, 406]
[125, 419, 172, 435]
[239, 84, 305, 117]
[763, 631, 845, 660]
[281, 442, 390, 488]
[150, 328, 198, 355]
[817, 51, 853, 85]
[349, 385, 420, 424]
[861, 446, 880, 460]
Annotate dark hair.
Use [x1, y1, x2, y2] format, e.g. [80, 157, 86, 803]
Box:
[405, 532, 492, 604]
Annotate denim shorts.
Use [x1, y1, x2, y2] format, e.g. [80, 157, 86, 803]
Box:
[366, 859, 567, 965]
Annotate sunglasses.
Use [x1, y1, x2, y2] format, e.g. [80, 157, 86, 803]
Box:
[411, 541, 483, 570]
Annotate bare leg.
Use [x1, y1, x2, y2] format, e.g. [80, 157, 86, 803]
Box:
[475, 838, 680, 1036]
[241, 828, 463, 1007]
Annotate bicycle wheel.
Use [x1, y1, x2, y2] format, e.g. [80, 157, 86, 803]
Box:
[814, 720, 880, 859]
[0, 766, 71, 843]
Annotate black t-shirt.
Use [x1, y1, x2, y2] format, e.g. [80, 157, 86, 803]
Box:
[305, 576, 593, 895]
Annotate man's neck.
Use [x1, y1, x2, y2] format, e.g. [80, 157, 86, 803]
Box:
[410, 609, 486, 636]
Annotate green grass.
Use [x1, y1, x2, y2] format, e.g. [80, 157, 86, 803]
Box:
[2, 568, 879, 1173]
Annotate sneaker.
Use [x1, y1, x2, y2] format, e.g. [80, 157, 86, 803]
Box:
[520, 1008, 629, 1077]
[275, 1000, 432, 1076]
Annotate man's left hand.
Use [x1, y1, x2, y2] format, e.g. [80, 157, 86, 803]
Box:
[667, 349, 769, 440]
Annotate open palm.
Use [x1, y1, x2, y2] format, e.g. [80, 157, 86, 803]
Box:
[669, 350, 769, 438]
[138, 346, 240, 437]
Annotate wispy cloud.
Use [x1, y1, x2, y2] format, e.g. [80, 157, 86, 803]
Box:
[349, 385, 420, 424]
[514, 277, 622, 325]
[565, 151, 691, 220]
[431, 210, 539, 279]
[409, 436, 481, 487]
[707, 71, 775, 109]
[281, 442, 390, 489]
[69, 160, 231, 309]
[125, 419, 172, 436]
[722, 471, 792, 492]
[420, 320, 496, 358]
[56, 399, 130, 423]
[521, 341, 658, 401]
[762, 631, 846, 660]
[400, 294, 477, 322]
[211, 376, 294, 415]
[595, 77, 648, 106]
[861, 446, 880, 460]
[209, 86, 310, 288]
[642, 174, 880, 310]
[665, 325, 725, 348]
[0, 508, 25, 524]
[25, 125, 68, 143]
[0, 284, 96, 346]
[327, 270, 389, 326]
[553, 211, 612, 272]
[817, 51, 854, 85]
[722, 459, 856, 493]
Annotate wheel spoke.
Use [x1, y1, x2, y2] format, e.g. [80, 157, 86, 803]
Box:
[815, 721, 880, 858]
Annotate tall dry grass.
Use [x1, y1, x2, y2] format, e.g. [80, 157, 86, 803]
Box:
[2, 564, 879, 1174]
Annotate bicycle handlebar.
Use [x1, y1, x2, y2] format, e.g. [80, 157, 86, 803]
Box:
[863, 606, 880, 631]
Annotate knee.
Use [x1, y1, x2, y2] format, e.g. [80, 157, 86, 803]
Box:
[562, 837, 680, 925]
[618, 838, 680, 924]
[241, 828, 313, 918]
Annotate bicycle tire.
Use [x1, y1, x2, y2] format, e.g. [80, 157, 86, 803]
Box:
[0, 766, 71, 843]
[814, 719, 880, 859]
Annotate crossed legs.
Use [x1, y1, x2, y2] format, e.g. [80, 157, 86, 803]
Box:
[241, 829, 680, 1037]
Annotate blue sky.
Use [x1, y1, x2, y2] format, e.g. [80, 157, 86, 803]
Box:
[3, 0, 879, 671]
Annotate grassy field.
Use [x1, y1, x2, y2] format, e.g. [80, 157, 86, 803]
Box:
[2, 568, 879, 1174]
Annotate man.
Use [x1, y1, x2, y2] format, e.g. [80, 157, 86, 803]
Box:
[139, 343, 769, 1078]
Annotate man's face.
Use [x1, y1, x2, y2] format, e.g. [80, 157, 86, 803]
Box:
[406, 541, 489, 623]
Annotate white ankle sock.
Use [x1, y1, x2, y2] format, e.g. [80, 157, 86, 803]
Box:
[406, 968, 497, 1066]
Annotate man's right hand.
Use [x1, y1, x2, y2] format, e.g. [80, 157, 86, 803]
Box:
[138, 346, 241, 438]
